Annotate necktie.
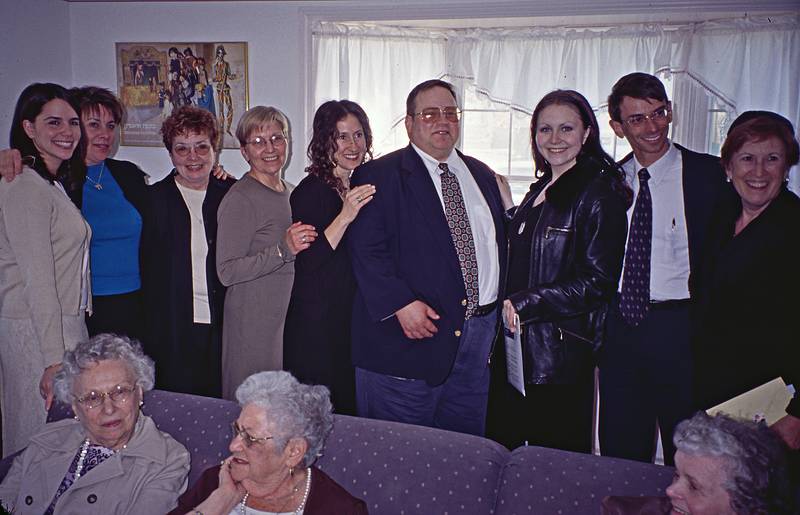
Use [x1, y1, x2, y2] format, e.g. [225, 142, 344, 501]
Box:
[620, 168, 652, 326]
[439, 163, 479, 318]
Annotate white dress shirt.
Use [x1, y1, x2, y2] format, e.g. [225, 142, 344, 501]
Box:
[411, 143, 499, 305]
[619, 141, 691, 300]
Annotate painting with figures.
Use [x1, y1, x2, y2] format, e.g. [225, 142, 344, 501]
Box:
[116, 42, 248, 148]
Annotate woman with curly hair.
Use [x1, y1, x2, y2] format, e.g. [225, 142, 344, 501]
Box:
[283, 100, 376, 415]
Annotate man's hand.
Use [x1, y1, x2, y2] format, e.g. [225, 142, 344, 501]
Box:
[771, 413, 800, 450]
[396, 300, 440, 339]
[502, 299, 517, 332]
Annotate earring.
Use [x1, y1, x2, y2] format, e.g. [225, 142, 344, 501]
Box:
[289, 466, 294, 477]
[138, 400, 144, 408]
[74, 415, 80, 421]
[725, 176, 732, 183]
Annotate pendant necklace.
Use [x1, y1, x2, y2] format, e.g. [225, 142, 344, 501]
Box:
[86, 162, 105, 190]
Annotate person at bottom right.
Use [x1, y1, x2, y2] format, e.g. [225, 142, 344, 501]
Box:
[692, 111, 800, 451]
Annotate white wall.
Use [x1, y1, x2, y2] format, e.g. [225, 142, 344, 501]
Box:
[0, 0, 73, 149]
[4, 0, 795, 183]
[69, 1, 311, 183]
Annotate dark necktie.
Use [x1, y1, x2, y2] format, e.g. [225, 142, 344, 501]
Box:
[620, 168, 652, 326]
[439, 163, 479, 318]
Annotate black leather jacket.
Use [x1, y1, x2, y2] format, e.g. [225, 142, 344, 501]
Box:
[507, 157, 629, 384]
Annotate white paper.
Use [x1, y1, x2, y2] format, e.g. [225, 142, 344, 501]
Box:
[504, 313, 525, 396]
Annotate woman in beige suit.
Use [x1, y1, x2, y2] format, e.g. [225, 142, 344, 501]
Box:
[0, 83, 91, 454]
[0, 334, 189, 514]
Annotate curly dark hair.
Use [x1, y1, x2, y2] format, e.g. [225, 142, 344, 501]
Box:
[530, 89, 632, 206]
[306, 100, 373, 195]
[10, 82, 86, 189]
[160, 105, 219, 151]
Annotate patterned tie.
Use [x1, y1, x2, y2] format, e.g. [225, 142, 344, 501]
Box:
[439, 163, 479, 318]
[620, 168, 652, 326]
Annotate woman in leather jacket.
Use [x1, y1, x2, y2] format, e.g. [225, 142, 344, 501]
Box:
[494, 90, 631, 453]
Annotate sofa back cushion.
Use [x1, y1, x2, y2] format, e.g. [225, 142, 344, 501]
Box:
[317, 414, 510, 515]
[494, 445, 674, 515]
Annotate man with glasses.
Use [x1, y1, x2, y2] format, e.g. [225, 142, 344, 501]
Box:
[347, 79, 507, 436]
[599, 72, 726, 465]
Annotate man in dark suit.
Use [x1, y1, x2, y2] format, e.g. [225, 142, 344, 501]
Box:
[347, 79, 506, 436]
[599, 73, 726, 465]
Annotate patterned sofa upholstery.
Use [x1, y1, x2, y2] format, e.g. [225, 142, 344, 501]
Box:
[2, 389, 673, 514]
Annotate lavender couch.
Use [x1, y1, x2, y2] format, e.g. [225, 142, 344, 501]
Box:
[2, 390, 673, 514]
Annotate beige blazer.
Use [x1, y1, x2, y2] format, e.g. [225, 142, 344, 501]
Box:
[0, 415, 189, 514]
[0, 168, 91, 365]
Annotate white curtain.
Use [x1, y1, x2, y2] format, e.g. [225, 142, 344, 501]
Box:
[313, 15, 799, 188]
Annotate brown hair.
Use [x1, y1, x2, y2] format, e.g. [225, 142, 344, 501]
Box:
[721, 113, 799, 170]
[160, 106, 219, 151]
[71, 86, 125, 124]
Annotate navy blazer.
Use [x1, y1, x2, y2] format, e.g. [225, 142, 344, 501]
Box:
[619, 143, 725, 296]
[348, 145, 507, 385]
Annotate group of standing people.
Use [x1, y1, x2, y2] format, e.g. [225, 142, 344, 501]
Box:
[0, 71, 797, 482]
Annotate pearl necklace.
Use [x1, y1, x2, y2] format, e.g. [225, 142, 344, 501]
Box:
[240, 467, 311, 514]
[74, 439, 91, 480]
[74, 438, 127, 480]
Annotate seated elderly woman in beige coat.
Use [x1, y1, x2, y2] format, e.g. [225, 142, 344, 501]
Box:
[0, 334, 189, 514]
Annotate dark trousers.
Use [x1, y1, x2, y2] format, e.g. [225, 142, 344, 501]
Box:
[488, 365, 595, 453]
[157, 322, 222, 398]
[87, 290, 145, 342]
[355, 309, 498, 436]
[599, 298, 695, 466]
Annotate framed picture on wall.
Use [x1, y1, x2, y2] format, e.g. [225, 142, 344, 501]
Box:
[115, 42, 248, 148]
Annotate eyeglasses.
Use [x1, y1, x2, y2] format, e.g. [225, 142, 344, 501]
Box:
[246, 134, 287, 149]
[74, 385, 136, 409]
[623, 105, 671, 128]
[413, 106, 461, 123]
[230, 421, 273, 447]
[172, 142, 213, 157]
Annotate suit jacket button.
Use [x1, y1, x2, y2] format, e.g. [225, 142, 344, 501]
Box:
[87, 494, 98, 504]
[25, 495, 33, 505]
[454, 330, 462, 337]
[461, 299, 467, 306]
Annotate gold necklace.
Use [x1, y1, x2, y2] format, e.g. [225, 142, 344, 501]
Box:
[86, 162, 106, 190]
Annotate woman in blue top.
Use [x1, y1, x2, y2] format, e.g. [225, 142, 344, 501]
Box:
[70, 87, 150, 340]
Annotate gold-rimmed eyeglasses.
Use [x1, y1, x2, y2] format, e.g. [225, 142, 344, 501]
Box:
[172, 142, 213, 157]
[230, 421, 273, 447]
[74, 384, 136, 409]
[246, 134, 287, 149]
[623, 105, 671, 128]
[413, 106, 461, 123]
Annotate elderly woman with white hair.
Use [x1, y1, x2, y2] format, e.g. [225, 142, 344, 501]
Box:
[0, 334, 190, 514]
[602, 411, 797, 514]
[170, 370, 367, 515]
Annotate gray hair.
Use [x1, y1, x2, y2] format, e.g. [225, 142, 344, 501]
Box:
[674, 412, 795, 514]
[54, 333, 155, 404]
[235, 371, 333, 468]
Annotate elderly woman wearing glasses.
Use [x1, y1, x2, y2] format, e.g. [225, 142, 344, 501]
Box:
[170, 371, 367, 515]
[143, 106, 235, 398]
[216, 107, 315, 399]
[0, 334, 189, 514]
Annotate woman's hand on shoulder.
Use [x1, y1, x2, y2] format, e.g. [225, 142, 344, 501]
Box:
[212, 164, 232, 181]
[0, 148, 23, 182]
[39, 363, 62, 410]
[340, 184, 376, 223]
[285, 221, 318, 255]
